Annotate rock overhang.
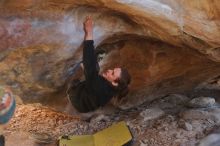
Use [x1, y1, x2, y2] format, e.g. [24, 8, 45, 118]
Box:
[0, 0, 220, 109]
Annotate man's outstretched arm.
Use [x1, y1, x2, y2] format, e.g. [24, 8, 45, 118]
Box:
[83, 16, 98, 81]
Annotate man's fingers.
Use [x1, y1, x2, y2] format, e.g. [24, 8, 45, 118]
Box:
[85, 16, 90, 21]
[85, 16, 92, 21]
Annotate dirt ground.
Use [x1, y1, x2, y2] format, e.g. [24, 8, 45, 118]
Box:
[3, 94, 220, 146]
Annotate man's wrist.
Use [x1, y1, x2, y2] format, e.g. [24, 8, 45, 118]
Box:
[84, 32, 93, 40]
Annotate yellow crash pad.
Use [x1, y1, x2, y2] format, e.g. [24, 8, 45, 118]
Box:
[59, 121, 132, 146]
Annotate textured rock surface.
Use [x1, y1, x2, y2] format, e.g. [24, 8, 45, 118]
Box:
[198, 133, 220, 146]
[0, 0, 220, 109]
[188, 97, 216, 108]
[139, 108, 164, 121]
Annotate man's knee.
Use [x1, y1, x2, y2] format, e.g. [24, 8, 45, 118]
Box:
[65, 102, 78, 115]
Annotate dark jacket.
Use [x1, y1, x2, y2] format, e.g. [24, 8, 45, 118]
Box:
[68, 40, 116, 113]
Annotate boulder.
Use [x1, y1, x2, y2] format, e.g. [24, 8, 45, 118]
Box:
[188, 97, 215, 108]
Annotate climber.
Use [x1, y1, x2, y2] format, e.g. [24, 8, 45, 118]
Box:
[0, 86, 16, 146]
[66, 16, 131, 114]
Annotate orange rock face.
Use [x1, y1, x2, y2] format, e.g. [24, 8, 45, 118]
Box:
[0, 0, 220, 109]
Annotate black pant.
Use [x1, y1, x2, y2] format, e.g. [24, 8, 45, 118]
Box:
[0, 135, 5, 146]
[67, 79, 86, 112]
